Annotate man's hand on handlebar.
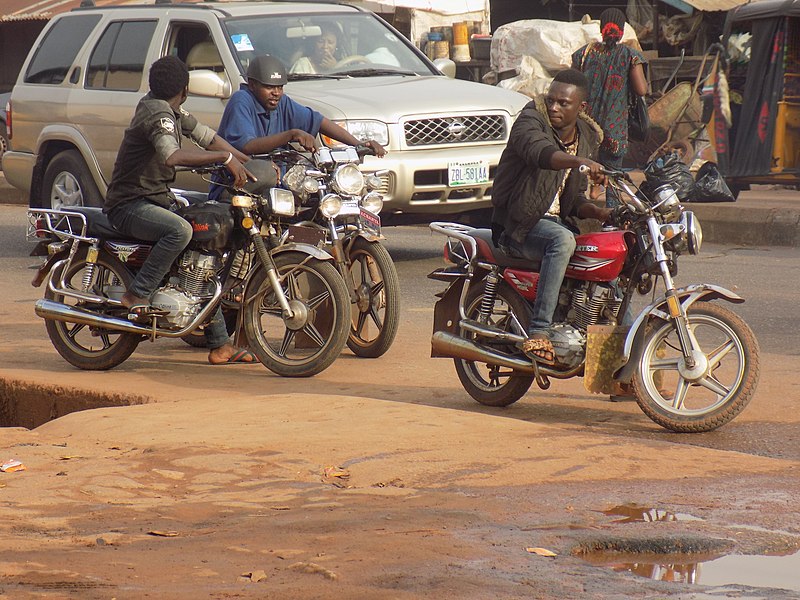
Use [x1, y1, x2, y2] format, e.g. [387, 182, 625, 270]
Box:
[225, 156, 256, 189]
[363, 140, 386, 157]
[577, 160, 607, 186]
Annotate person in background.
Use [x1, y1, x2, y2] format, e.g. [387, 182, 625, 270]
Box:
[290, 23, 341, 74]
[104, 55, 258, 365]
[490, 69, 609, 364]
[572, 7, 648, 207]
[209, 54, 385, 200]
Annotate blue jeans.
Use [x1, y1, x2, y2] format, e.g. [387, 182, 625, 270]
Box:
[108, 199, 230, 350]
[599, 149, 624, 208]
[505, 217, 575, 336]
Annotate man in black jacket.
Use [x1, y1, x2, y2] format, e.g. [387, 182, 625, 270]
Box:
[491, 68, 610, 363]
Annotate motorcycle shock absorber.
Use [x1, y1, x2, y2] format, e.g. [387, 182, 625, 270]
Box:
[80, 242, 101, 292]
[478, 268, 500, 323]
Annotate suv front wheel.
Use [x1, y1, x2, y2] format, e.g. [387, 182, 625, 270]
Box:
[41, 149, 103, 209]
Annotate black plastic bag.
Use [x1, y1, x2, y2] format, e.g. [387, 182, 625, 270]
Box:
[691, 161, 736, 202]
[642, 151, 694, 200]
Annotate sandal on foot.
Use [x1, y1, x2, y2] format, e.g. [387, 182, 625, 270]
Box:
[521, 336, 555, 364]
[209, 348, 258, 365]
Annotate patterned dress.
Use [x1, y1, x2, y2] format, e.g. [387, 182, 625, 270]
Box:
[571, 42, 646, 159]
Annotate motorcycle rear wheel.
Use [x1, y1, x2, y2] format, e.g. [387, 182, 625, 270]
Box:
[454, 281, 534, 407]
[345, 237, 400, 358]
[633, 301, 760, 432]
[243, 251, 350, 377]
[44, 248, 141, 370]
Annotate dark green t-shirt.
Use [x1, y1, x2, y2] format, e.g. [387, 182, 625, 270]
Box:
[104, 93, 215, 213]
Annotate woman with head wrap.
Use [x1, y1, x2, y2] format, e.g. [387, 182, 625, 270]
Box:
[572, 8, 648, 207]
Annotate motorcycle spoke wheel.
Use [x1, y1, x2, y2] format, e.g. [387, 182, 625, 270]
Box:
[243, 252, 350, 377]
[345, 238, 400, 358]
[634, 301, 760, 432]
[454, 281, 533, 407]
[44, 249, 140, 370]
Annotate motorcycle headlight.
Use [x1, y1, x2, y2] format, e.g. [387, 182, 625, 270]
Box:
[333, 120, 389, 146]
[365, 173, 384, 191]
[682, 210, 702, 255]
[652, 185, 681, 221]
[269, 188, 296, 216]
[332, 163, 364, 196]
[360, 191, 384, 215]
[231, 195, 254, 208]
[283, 164, 307, 192]
[319, 193, 343, 218]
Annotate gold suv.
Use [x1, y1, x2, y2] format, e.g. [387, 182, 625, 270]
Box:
[3, 1, 528, 219]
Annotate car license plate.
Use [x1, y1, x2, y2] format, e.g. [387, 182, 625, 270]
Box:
[360, 208, 381, 235]
[448, 160, 489, 187]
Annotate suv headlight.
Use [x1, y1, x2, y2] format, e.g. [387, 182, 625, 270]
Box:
[333, 120, 389, 146]
[332, 163, 364, 196]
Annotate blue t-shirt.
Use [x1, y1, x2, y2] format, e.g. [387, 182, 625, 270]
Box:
[209, 85, 324, 200]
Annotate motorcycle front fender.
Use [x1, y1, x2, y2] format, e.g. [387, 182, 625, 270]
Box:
[271, 242, 335, 262]
[615, 283, 745, 383]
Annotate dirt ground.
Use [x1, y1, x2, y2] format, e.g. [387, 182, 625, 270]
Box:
[1, 232, 800, 598]
[2, 331, 800, 599]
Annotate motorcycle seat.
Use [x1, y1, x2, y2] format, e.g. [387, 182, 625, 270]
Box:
[469, 229, 542, 271]
[64, 206, 140, 241]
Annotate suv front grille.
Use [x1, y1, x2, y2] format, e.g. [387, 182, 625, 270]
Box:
[403, 115, 506, 147]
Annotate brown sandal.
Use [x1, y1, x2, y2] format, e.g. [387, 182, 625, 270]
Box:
[521, 336, 555, 364]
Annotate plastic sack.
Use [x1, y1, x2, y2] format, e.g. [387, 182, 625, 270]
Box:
[691, 161, 736, 203]
[642, 151, 694, 200]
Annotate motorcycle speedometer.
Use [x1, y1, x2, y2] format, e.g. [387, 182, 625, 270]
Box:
[332, 163, 364, 196]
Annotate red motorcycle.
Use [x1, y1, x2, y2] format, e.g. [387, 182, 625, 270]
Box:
[428, 167, 759, 432]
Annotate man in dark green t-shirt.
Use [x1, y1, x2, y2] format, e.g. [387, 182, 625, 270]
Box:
[105, 56, 256, 365]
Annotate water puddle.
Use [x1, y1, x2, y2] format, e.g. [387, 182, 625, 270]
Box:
[600, 503, 703, 523]
[585, 550, 800, 592]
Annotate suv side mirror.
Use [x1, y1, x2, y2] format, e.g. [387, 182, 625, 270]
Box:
[188, 69, 232, 99]
[433, 58, 456, 79]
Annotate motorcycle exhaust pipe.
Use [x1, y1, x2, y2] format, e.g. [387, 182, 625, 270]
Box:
[431, 330, 537, 375]
[35, 298, 153, 335]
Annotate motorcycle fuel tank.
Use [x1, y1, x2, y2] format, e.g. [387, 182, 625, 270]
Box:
[566, 230, 629, 282]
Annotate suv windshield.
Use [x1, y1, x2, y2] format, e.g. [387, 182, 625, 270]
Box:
[223, 12, 435, 80]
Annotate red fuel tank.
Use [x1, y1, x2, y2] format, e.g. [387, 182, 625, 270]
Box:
[565, 230, 629, 282]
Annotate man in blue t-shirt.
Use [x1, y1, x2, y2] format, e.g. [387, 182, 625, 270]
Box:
[210, 55, 385, 199]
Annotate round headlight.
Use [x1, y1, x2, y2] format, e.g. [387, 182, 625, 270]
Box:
[365, 173, 383, 191]
[332, 163, 364, 196]
[302, 177, 320, 194]
[683, 210, 703, 255]
[319, 194, 343, 218]
[652, 184, 681, 220]
[360, 191, 383, 215]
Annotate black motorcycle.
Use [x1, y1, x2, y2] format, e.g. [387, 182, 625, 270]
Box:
[27, 161, 351, 377]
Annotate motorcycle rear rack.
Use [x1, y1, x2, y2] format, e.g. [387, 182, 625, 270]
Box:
[27, 208, 97, 245]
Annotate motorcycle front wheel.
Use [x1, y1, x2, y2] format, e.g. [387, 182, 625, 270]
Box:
[242, 251, 350, 377]
[44, 248, 141, 370]
[633, 301, 760, 432]
[345, 237, 400, 358]
[454, 281, 534, 407]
